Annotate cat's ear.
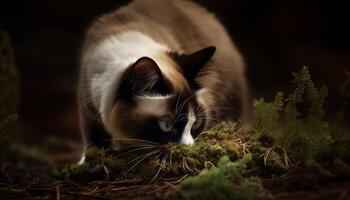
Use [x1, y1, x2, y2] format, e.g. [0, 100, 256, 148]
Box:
[174, 46, 216, 85]
[119, 57, 166, 97]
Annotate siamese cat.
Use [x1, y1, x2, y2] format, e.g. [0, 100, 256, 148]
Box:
[78, 0, 249, 163]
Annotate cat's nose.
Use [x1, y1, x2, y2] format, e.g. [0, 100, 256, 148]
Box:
[180, 131, 194, 146]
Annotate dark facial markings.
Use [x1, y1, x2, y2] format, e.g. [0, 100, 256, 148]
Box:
[116, 92, 206, 145]
[152, 93, 206, 144]
[137, 93, 193, 144]
[114, 50, 214, 144]
[169, 46, 216, 89]
[116, 57, 173, 102]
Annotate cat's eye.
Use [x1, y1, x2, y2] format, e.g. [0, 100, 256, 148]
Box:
[192, 120, 201, 129]
[158, 119, 174, 132]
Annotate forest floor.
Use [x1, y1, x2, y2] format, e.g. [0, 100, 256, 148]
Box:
[1, 32, 350, 199]
[0, 176, 349, 200]
[1, 145, 350, 200]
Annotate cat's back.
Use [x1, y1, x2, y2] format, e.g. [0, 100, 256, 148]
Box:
[83, 0, 240, 56]
[81, 0, 249, 122]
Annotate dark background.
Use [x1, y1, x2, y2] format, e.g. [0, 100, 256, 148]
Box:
[0, 0, 349, 146]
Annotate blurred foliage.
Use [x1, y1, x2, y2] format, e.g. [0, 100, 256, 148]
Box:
[253, 67, 350, 165]
[0, 31, 19, 167]
[0, 32, 46, 171]
[0, 31, 19, 120]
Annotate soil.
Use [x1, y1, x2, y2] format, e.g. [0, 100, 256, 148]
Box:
[1, 162, 349, 200]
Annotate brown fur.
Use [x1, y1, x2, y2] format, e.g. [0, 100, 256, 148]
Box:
[78, 0, 249, 149]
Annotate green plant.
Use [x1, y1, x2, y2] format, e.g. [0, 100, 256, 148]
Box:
[167, 154, 261, 200]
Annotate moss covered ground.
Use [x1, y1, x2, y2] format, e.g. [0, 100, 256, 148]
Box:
[1, 31, 350, 199]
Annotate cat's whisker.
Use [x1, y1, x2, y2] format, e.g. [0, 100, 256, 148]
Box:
[120, 151, 153, 169]
[141, 75, 158, 92]
[108, 138, 161, 146]
[152, 151, 164, 162]
[196, 115, 221, 122]
[177, 113, 189, 121]
[177, 113, 188, 118]
[194, 130, 210, 141]
[201, 104, 233, 111]
[150, 152, 168, 183]
[119, 149, 161, 179]
[176, 94, 195, 115]
[174, 93, 182, 115]
[195, 104, 206, 112]
[117, 146, 159, 157]
[195, 108, 206, 116]
[204, 117, 221, 122]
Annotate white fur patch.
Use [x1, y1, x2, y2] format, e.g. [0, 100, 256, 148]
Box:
[180, 108, 196, 146]
[82, 31, 170, 135]
[135, 95, 172, 116]
[195, 88, 209, 106]
[195, 88, 210, 129]
[78, 154, 86, 165]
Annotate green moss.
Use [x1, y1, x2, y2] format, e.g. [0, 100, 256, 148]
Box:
[167, 154, 260, 200]
[54, 123, 251, 184]
[54, 147, 125, 184]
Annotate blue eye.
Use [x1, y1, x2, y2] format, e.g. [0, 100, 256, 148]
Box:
[192, 120, 201, 129]
[158, 119, 174, 132]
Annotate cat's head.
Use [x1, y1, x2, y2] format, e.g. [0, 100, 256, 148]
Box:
[105, 46, 215, 146]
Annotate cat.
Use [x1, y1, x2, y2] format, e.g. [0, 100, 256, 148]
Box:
[78, 0, 249, 163]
